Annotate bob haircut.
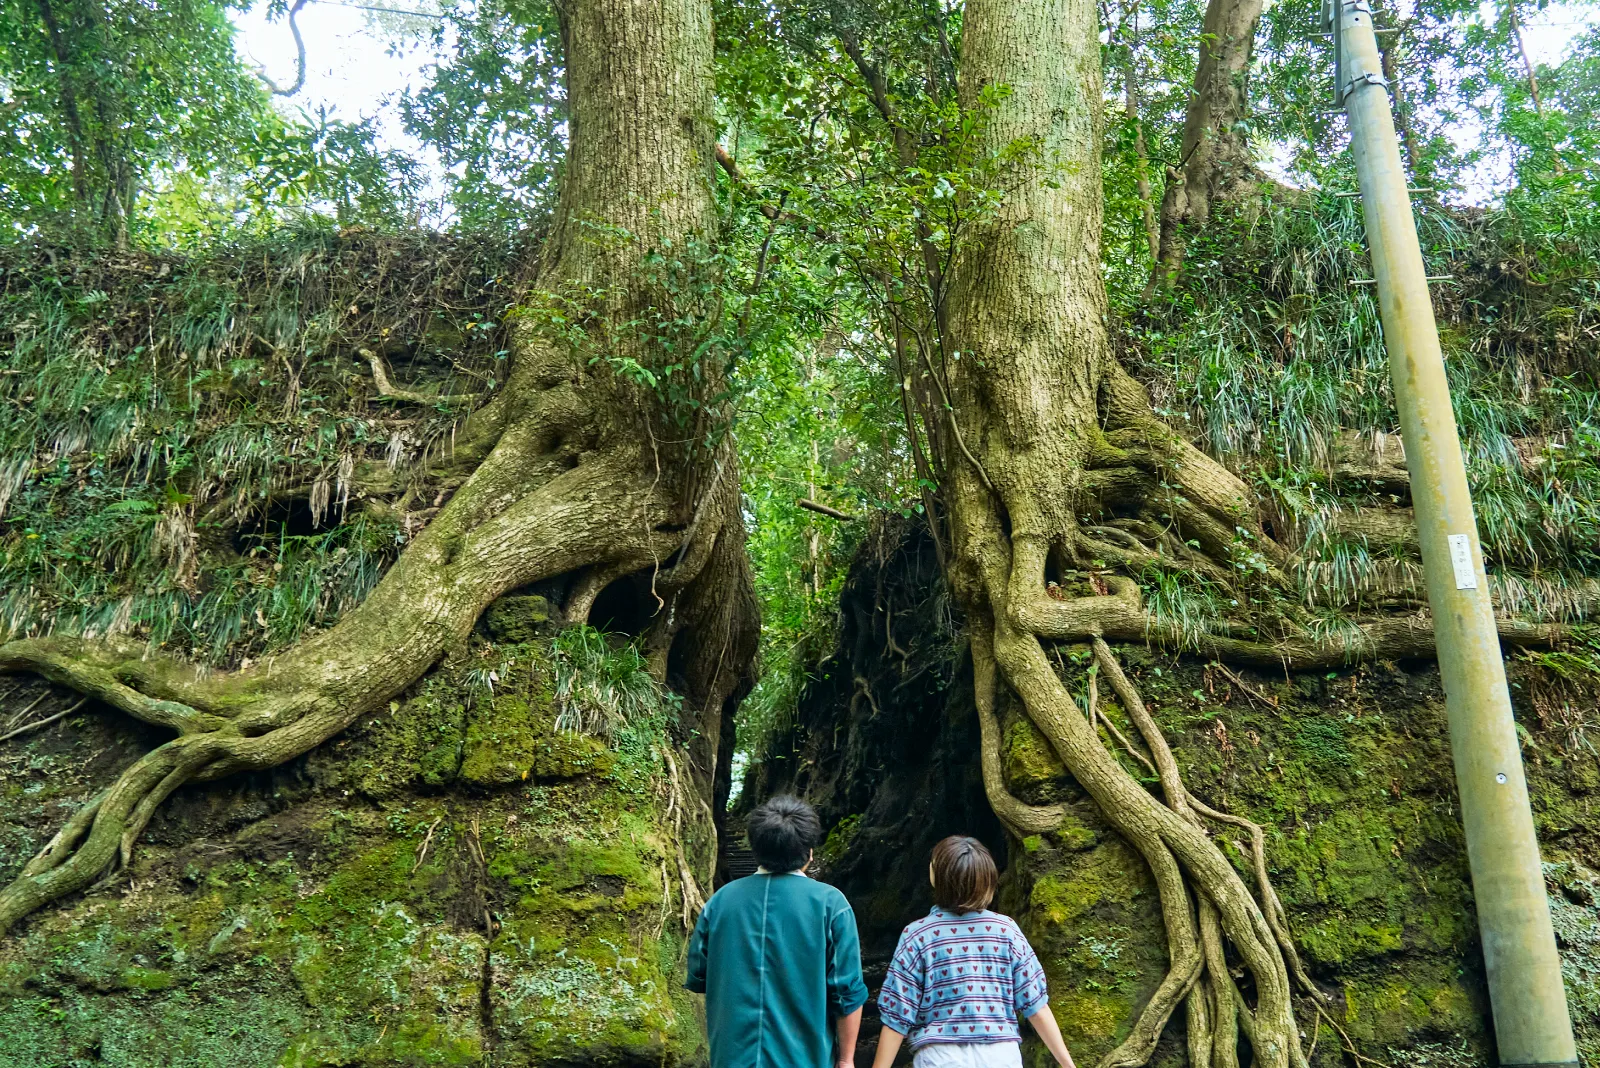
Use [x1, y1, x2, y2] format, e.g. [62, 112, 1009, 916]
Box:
[930, 835, 998, 912]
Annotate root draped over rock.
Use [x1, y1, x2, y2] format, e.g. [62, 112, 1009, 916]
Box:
[0, 0, 757, 938]
[930, 0, 1506, 1057]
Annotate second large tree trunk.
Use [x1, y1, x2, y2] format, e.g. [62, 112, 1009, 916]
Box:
[1150, 0, 1265, 288]
[941, 0, 1306, 1060]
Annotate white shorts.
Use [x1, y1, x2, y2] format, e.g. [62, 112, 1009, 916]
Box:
[912, 1041, 1024, 1068]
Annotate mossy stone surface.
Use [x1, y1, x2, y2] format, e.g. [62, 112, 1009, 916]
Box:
[481, 596, 555, 646]
[1000, 653, 1600, 1067]
[0, 632, 711, 1068]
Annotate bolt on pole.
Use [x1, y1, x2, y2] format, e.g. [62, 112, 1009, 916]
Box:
[1322, 1, 1577, 1062]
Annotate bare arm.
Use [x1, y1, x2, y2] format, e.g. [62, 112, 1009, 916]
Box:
[1026, 1005, 1077, 1068]
[869, 1025, 906, 1068]
[835, 1006, 864, 1068]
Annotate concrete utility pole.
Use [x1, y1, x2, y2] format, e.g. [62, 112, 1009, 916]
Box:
[1324, 1, 1578, 1062]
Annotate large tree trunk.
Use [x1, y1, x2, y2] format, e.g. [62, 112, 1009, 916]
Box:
[1149, 0, 1265, 289]
[934, 2, 1576, 1051]
[0, 0, 757, 935]
[941, 0, 1308, 1060]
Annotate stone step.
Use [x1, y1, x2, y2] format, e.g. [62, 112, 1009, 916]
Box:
[724, 849, 760, 878]
[723, 818, 759, 878]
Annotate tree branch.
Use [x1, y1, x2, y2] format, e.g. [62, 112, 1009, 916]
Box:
[363, 349, 484, 406]
[796, 497, 854, 521]
[257, 0, 310, 97]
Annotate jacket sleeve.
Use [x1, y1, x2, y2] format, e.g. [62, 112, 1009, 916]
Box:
[876, 928, 922, 1036]
[827, 900, 870, 1015]
[684, 896, 712, 993]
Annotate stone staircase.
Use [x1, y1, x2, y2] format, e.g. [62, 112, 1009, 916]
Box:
[721, 817, 760, 881]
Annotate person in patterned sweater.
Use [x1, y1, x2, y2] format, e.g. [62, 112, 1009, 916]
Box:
[870, 836, 1078, 1068]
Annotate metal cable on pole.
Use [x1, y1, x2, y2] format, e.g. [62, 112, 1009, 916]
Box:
[1322, 1, 1579, 1061]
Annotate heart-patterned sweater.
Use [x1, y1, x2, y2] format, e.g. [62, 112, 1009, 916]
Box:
[876, 907, 1048, 1049]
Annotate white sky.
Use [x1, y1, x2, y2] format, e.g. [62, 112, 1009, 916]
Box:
[233, 0, 451, 213]
[233, 1, 439, 151]
[232, 0, 1598, 208]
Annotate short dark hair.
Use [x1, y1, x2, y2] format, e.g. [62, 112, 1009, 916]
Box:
[747, 796, 821, 873]
[931, 836, 998, 912]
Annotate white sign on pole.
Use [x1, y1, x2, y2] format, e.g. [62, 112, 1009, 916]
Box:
[1448, 533, 1478, 590]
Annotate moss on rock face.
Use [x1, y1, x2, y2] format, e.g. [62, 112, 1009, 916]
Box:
[746, 522, 1600, 1066]
[482, 597, 556, 647]
[1547, 860, 1600, 1063]
[0, 629, 712, 1067]
[1002, 714, 1069, 796]
[998, 652, 1600, 1067]
[458, 693, 611, 787]
[995, 783, 1168, 1060]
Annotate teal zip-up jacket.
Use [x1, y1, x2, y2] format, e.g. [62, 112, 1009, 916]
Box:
[685, 871, 868, 1068]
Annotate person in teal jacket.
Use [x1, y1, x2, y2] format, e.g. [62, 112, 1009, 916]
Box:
[686, 796, 868, 1068]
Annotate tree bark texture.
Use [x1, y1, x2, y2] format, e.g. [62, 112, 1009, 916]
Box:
[1150, 0, 1265, 287]
[0, 0, 757, 935]
[942, 0, 1307, 1061]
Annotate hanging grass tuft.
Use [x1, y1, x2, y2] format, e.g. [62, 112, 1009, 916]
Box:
[0, 227, 526, 665]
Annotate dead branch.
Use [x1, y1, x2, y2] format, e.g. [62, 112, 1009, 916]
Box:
[363, 349, 483, 406]
[797, 497, 854, 521]
[0, 698, 87, 743]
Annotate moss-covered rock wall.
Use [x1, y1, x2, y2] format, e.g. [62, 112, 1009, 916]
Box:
[750, 520, 1600, 1067]
[0, 597, 715, 1068]
[994, 648, 1600, 1067]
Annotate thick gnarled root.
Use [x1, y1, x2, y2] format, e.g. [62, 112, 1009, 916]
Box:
[1093, 637, 1316, 1068]
[0, 446, 753, 937]
[0, 734, 225, 931]
[975, 626, 1318, 1068]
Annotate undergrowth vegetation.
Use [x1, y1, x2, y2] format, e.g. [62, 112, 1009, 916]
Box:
[552, 625, 678, 740]
[1117, 185, 1600, 643]
[3, 191, 1597, 742]
[0, 228, 521, 664]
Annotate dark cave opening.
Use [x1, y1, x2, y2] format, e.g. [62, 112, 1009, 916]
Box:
[587, 568, 663, 639]
[227, 493, 339, 557]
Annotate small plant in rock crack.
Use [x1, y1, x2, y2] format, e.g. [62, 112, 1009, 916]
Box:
[1384, 1039, 1480, 1068]
[552, 625, 666, 740]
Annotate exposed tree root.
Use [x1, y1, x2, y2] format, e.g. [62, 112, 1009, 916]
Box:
[941, 344, 1557, 1068]
[974, 620, 1317, 1067]
[927, 0, 1567, 1057]
[1017, 572, 1564, 669]
[0, 454, 741, 935]
[662, 746, 712, 929]
[946, 376, 1569, 1063]
[363, 348, 484, 406]
[973, 621, 1067, 835]
[0, 0, 758, 938]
